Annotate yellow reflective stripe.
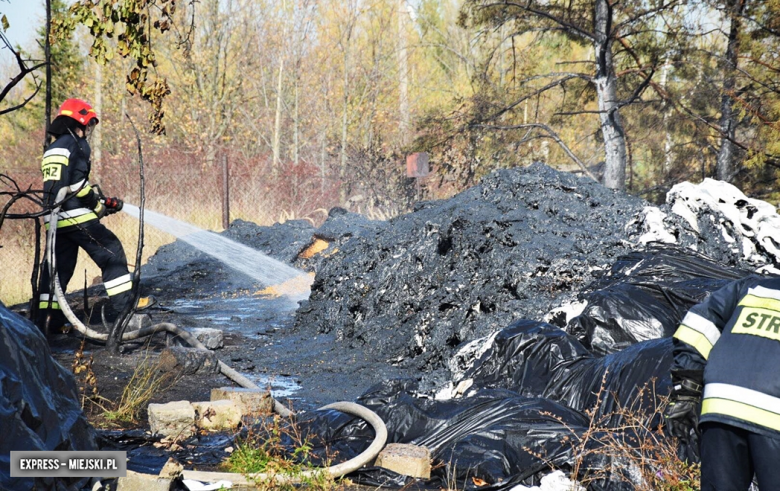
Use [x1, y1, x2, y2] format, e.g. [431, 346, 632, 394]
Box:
[42, 164, 62, 181]
[673, 324, 713, 359]
[42, 155, 69, 166]
[739, 294, 780, 313]
[702, 398, 780, 432]
[106, 281, 133, 297]
[39, 301, 61, 310]
[75, 184, 93, 197]
[56, 212, 99, 228]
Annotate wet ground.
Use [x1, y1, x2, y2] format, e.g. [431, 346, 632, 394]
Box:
[42, 285, 413, 424]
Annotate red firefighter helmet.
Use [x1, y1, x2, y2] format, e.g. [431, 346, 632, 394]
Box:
[57, 98, 99, 126]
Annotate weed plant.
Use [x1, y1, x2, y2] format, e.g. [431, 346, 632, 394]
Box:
[528, 372, 700, 490]
[100, 350, 178, 426]
[223, 415, 336, 491]
[71, 338, 100, 409]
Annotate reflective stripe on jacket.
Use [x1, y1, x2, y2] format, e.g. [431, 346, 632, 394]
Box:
[672, 276, 780, 437]
[41, 134, 100, 229]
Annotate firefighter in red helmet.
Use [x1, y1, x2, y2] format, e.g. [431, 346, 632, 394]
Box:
[37, 98, 153, 333]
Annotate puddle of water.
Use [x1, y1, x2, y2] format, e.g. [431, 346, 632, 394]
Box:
[168, 295, 302, 398]
[246, 374, 302, 399]
[168, 296, 295, 337]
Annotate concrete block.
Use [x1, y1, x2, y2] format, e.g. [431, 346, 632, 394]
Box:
[158, 458, 183, 478]
[148, 401, 196, 439]
[210, 387, 272, 416]
[192, 400, 243, 431]
[375, 443, 431, 479]
[116, 470, 173, 491]
[190, 327, 224, 349]
[158, 347, 219, 375]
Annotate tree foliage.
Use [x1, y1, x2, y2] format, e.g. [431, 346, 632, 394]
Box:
[52, 0, 188, 134]
[3, 0, 780, 230]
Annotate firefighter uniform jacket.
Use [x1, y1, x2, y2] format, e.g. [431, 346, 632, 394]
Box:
[672, 275, 780, 438]
[41, 133, 103, 229]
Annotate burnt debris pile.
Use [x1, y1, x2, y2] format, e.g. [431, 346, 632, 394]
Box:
[296, 163, 730, 373]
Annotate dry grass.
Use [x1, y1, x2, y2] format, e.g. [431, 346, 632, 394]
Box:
[100, 350, 178, 425]
[529, 372, 700, 491]
[71, 340, 179, 428]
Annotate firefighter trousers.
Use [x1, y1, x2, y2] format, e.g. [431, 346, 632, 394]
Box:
[700, 422, 780, 490]
[37, 220, 132, 330]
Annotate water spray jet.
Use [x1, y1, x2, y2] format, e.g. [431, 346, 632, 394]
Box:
[121, 204, 312, 303]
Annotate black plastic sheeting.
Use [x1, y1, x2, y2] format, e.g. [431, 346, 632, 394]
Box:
[566, 244, 751, 355]
[0, 303, 97, 491]
[97, 430, 232, 475]
[457, 320, 673, 426]
[292, 379, 644, 490]
[285, 246, 754, 489]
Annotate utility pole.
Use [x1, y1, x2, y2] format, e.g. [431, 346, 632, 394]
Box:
[43, 0, 52, 148]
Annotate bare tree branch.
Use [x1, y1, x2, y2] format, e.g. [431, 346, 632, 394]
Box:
[487, 73, 591, 121]
[475, 122, 598, 181]
[477, 0, 596, 41]
[614, 0, 681, 33]
[0, 32, 46, 114]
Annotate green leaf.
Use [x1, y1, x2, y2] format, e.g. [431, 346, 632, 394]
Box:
[1, 15, 9, 32]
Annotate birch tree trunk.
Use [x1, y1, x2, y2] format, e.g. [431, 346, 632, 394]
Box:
[593, 0, 627, 190]
[397, 0, 410, 146]
[660, 61, 673, 174]
[340, 38, 350, 202]
[294, 77, 299, 167]
[716, 0, 744, 182]
[273, 57, 285, 174]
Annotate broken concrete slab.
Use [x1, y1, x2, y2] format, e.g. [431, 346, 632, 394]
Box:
[192, 400, 243, 431]
[158, 457, 184, 478]
[375, 443, 431, 479]
[189, 327, 224, 349]
[210, 387, 272, 416]
[148, 401, 196, 439]
[116, 470, 175, 491]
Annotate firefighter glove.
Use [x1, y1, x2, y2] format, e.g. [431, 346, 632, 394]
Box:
[664, 373, 702, 439]
[94, 201, 107, 219]
[104, 197, 123, 215]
